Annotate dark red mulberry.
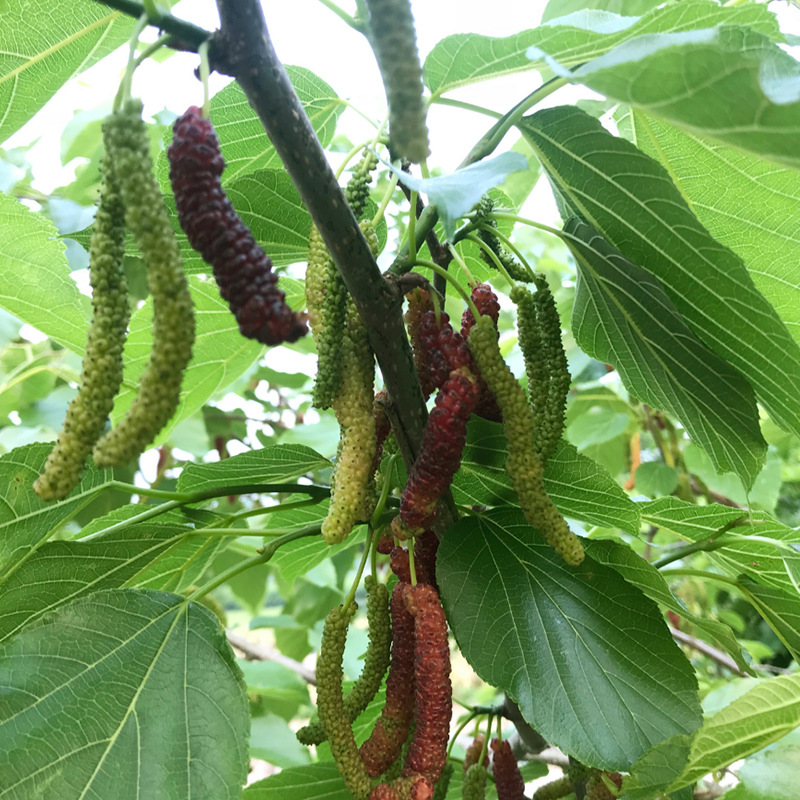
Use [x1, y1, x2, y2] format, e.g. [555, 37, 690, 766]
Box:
[405, 289, 438, 401]
[461, 283, 501, 340]
[402, 584, 452, 785]
[168, 106, 306, 346]
[361, 582, 417, 777]
[394, 367, 479, 536]
[490, 738, 526, 800]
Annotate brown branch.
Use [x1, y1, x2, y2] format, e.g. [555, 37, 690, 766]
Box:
[669, 626, 746, 675]
[226, 630, 316, 685]
[211, 0, 428, 475]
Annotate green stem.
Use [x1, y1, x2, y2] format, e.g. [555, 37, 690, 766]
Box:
[133, 33, 173, 67]
[459, 77, 568, 168]
[410, 258, 479, 319]
[407, 190, 418, 265]
[446, 243, 475, 286]
[199, 40, 211, 117]
[343, 530, 372, 610]
[408, 542, 417, 587]
[186, 525, 321, 600]
[114, 12, 149, 110]
[429, 97, 503, 120]
[465, 233, 518, 287]
[480, 224, 537, 280]
[447, 710, 479, 758]
[371, 172, 400, 227]
[370, 454, 397, 527]
[652, 519, 747, 569]
[659, 568, 739, 588]
[489, 211, 564, 240]
[316, 0, 364, 31]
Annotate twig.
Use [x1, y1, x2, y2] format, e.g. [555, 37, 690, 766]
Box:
[227, 630, 317, 685]
[669, 626, 745, 675]
[92, 0, 210, 49]
[211, 0, 429, 477]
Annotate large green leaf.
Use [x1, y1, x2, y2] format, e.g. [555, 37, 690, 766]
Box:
[565, 26, 800, 171]
[567, 218, 765, 488]
[0, 507, 196, 642]
[630, 111, 800, 349]
[0, 589, 249, 799]
[668, 674, 800, 790]
[422, 1, 778, 96]
[736, 578, 800, 662]
[0, 193, 89, 353]
[0, 1, 135, 143]
[454, 417, 640, 534]
[724, 739, 800, 800]
[0, 443, 111, 584]
[621, 734, 693, 800]
[520, 106, 800, 437]
[110, 274, 263, 444]
[541, 0, 664, 21]
[438, 506, 701, 769]
[641, 498, 800, 597]
[177, 443, 330, 494]
[583, 539, 748, 672]
[243, 763, 350, 800]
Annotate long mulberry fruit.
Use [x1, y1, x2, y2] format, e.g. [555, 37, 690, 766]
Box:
[93, 100, 195, 467]
[361, 582, 417, 777]
[316, 603, 373, 799]
[35, 135, 130, 499]
[394, 367, 479, 536]
[402, 585, 452, 785]
[168, 106, 306, 345]
[297, 577, 390, 745]
[365, 0, 429, 163]
[533, 776, 573, 800]
[468, 315, 584, 565]
[490, 738, 526, 800]
[405, 288, 438, 401]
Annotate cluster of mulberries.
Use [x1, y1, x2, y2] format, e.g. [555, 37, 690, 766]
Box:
[93, 100, 195, 468]
[394, 367, 479, 536]
[468, 315, 584, 566]
[168, 106, 306, 346]
[345, 150, 379, 218]
[297, 577, 390, 746]
[405, 289, 438, 401]
[490, 738, 526, 800]
[361, 582, 417, 777]
[34, 141, 130, 499]
[365, 0, 430, 163]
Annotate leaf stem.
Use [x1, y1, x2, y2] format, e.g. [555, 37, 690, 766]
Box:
[186, 524, 321, 601]
[343, 529, 372, 609]
[488, 211, 564, 240]
[652, 518, 748, 568]
[430, 97, 503, 120]
[315, 0, 364, 31]
[659, 568, 739, 588]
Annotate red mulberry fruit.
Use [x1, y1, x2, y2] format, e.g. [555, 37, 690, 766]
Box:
[490, 738, 526, 800]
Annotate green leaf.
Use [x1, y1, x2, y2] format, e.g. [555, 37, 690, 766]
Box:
[243, 763, 351, 800]
[0, 443, 111, 584]
[438, 506, 701, 769]
[0, 193, 89, 353]
[541, 0, 664, 21]
[642, 498, 800, 597]
[621, 734, 692, 800]
[566, 218, 766, 488]
[583, 539, 749, 671]
[239, 659, 310, 721]
[177, 443, 329, 494]
[0, 1, 135, 143]
[520, 106, 800, 437]
[205, 67, 343, 184]
[0, 507, 196, 642]
[394, 153, 527, 239]
[668, 674, 800, 790]
[630, 111, 800, 349]
[0, 589, 248, 799]
[423, 1, 779, 96]
[725, 739, 800, 800]
[634, 462, 679, 498]
[454, 417, 641, 534]
[736, 577, 800, 662]
[111, 275, 263, 444]
[565, 26, 800, 171]
[249, 713, 311, 767]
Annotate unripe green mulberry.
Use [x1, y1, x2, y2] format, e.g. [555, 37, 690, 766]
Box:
[346, 150, 379, 219]
[366, 0, 430, 163]
[323, 299, 377, 544]
[533, 776, 573, 800]
[468, 316, 584, 566]
[317, 604, 372, 800]
[584, 771, 622, 800]
[432, 762, 453, 800]
[34, 142, 129, 500]
[297, 576, 390, 745]
[93, 100, 194, 467]
[462, 764, 488, 800]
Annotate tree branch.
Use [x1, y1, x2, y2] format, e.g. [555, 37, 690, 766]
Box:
[92, 0, 210, 49]
[211, 0, 428, 474]
[226, 630, 316, 685]
[669, 626, 745, 675]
